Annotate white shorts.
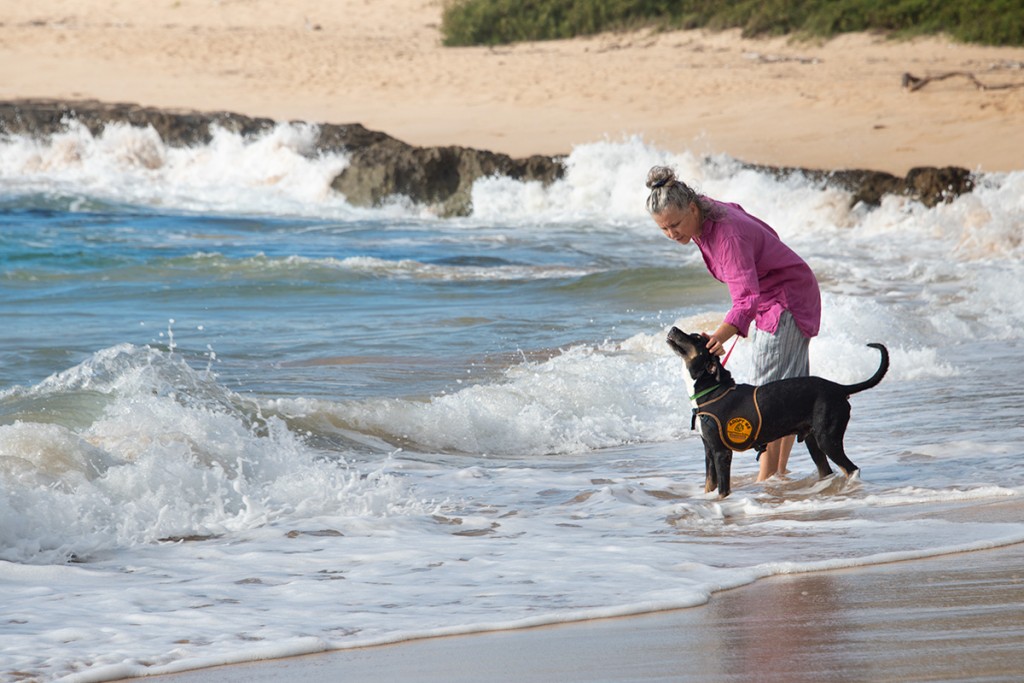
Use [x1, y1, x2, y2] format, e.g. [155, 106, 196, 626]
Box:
[751, 310, 810, 384]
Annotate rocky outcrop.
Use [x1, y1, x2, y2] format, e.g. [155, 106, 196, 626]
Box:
[0, 99, 563, 217]
[0, 99, 975, 215]
[0, 99, 281, 147]
[331, 139, 563, 216]
[748, 163, 975, 208]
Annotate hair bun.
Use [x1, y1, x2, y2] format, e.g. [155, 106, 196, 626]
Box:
[646, 166, 676, 190]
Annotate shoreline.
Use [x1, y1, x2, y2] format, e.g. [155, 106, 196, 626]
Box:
[3, 1, 1024, 175]
[126, 541, 1024, 683]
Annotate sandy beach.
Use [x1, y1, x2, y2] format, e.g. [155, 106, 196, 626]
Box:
[127, 539, 1024, 683]
[2, 0, 1024, 174]
[4, 3, 1024, 682]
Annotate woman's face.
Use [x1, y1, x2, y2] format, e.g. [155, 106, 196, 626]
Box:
[654, 202, 701, 244]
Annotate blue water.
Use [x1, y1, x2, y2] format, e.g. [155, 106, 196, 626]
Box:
[0, 200, 714, 400]
[1, 123, 1023, 682]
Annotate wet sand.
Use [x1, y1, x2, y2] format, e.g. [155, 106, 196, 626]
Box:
[129, 541, 1024, 683]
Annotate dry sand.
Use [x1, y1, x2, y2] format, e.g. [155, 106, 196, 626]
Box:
[2, 0, 1024, 174]
[6, 4, 1024, 681]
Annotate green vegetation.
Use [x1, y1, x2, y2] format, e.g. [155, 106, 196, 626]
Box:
[440, 0, 1024, 47]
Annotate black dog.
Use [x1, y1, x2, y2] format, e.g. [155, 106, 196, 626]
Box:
[666, 327, 888, 497]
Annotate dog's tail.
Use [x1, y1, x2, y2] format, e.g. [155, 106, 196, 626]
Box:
[843, 343, 889, 396]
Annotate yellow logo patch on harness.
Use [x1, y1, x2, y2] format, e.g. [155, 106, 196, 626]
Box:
[695, 385, 764, 452]
[726, 417, 753, 444]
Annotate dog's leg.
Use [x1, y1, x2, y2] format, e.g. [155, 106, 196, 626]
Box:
[803, 433, 835, 479]
[711, 446, 733, 498]
[821, 438, 859, 476]
[703, 441, 718, 494]
[817, 405, 860, 476]
[699, 417, 732, 497]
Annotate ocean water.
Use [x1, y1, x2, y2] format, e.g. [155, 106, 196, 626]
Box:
[1, 121, 1023, 682]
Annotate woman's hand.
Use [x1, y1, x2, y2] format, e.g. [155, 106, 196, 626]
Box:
[705, 335, 727, 356]
[704, 323, 741, 356]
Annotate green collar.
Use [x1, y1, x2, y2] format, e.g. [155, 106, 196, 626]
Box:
[689, 384, 721, 402]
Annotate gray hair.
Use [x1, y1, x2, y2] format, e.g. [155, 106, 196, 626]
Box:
[645, 166, 722, 220]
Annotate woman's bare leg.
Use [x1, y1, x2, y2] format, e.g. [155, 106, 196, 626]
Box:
[777, 434, 795, 475]
[758, 435, 796, 480]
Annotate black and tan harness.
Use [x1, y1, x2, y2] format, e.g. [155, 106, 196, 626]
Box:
[690, 384, 766, 453]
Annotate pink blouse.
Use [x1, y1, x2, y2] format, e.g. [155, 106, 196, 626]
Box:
[694, 200, 821, 338]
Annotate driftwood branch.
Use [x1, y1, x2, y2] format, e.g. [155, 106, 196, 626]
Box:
[902, 71, 1024, 92]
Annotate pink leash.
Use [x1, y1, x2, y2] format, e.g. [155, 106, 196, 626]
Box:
[721, 337, 739, 367]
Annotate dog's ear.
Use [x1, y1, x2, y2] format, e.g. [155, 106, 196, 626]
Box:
[706, 358, 720, 380]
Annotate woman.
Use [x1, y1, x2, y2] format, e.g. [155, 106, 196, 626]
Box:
[645, 165, 821, 481]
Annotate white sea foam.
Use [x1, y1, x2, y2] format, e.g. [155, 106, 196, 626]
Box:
[0, 121, 359, 217]
[0, 345, 421, 565]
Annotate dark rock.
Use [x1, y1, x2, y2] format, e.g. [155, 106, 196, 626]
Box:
[331, 139, 563, 216]
[904, 166, 975, 207]
[740, 162, 974, 208]
[821, 169, 903, 207]
[0, 99, 974, 215]
[0, 98, 278, 146]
